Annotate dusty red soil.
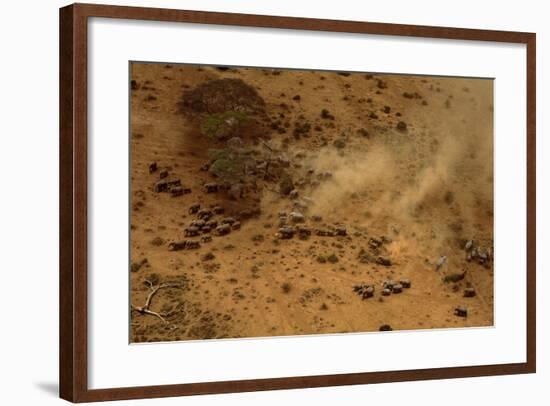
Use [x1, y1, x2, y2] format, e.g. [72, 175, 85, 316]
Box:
[129, 63, 493, 343]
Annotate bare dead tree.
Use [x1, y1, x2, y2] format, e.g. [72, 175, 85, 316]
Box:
[260, 140, 277, 180]
[131, 279, 182, 323]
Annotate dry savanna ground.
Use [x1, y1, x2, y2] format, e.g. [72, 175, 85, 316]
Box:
[129, 62, 494, 343]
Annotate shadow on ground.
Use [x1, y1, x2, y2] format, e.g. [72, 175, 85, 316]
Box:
[35, 382, 58, 397]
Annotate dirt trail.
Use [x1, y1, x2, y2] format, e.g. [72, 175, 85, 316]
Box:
[129, 63, 493, 343]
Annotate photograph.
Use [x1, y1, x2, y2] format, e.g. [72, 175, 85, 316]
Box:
[0, 0, 543, 403]
[129, 62, 494, 343]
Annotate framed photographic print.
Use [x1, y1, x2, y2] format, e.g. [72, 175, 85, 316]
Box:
[59, 3, 536, 402]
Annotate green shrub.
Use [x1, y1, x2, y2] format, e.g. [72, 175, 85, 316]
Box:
[208, 144, 254, 186]
[200, 111, 247, 141]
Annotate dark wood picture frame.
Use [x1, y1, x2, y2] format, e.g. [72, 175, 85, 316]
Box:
[59, 3, 536, 402]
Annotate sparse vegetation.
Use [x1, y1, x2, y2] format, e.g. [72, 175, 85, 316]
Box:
[396, 121, 407, 132]
[250, 265, 261, 279]
[357, 128, 369, 138]
[293, 121, 311, 139]
[321, 108, 335, 120]
[327, 254, 339, 264]
[202, 252, 215, 261]
[150, 236, 164, 246]
[333, 139, 346, 149]
[146, 273, 161, 286]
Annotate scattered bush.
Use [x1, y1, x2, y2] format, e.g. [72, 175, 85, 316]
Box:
[327, 254, 339, 264]
[130, 258, 148, 273]
[357, 128, 369, 138]
[333, 139, 346, 149]
[293, 121, 311, 138]
[376, 79, 387, 89]
[281, 282, 292, 294]
[150, 236, 164, 246]
[145, 273, 161, 286]
[321, 108, 335, 120]
[251, 265, 261, 279]
[202, 252, 216, 261]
